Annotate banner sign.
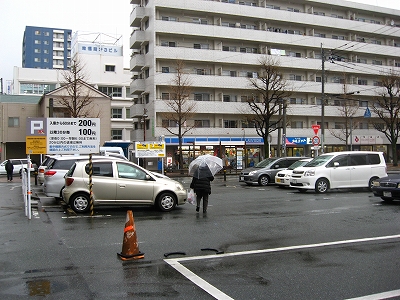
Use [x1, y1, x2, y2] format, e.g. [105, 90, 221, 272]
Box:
[135, 142, 166, 158]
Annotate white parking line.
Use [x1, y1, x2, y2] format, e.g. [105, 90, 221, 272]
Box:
[345, 289, 400, 300]
[164, 234, 400, 300]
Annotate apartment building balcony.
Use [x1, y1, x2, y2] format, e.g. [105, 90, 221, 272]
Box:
[130, 30, 147, 49]
[130, 5, 146, 27]
[130, 53, 145, 71]
[130, 78, 145, 94]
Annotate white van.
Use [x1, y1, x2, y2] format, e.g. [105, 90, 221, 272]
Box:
[289, 151, 387, 193]
[99, 146, 126, 159]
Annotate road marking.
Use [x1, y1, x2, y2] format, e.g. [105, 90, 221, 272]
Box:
[61, 214, 112, 219]
[165, 234, 400, 300]
[345, 289, 400, 300]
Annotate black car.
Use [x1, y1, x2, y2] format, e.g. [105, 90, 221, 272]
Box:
[371, 173, 400, 202]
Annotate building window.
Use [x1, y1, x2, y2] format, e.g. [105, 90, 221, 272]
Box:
[8, 117, 19, 127]
[194, 93, 210, 101]
[161, 93, 170, 100]
[105, 65, 115, 72]
[35, 30, 41, 35]
[161, 41, 176, 47]
[194, 120, 210, 127]
[34, 48, 41, 53]
[162, 119, 178, 127]
[194, 43, 209, 49]
[111, 108, 123, 118]
[98, 86, 122, 97]
[289, 74, 302, 81]
[126, 108, 131, 119]
[358, 79, 368, 85]
[34, 57, 41, 62]
[162, 67, 170, 73]
[224, 120, 237, 128]
[291, 121, 303, 128]
[34, 40, 41, 44]
[111, 129, 123, 140]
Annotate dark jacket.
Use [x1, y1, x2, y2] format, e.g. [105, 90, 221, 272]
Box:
[190, 176, 214, 195]
[5, 160, 14, 172]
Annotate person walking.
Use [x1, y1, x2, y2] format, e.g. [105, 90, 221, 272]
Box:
[190, 164, 214, 213]
[5, 160, 14, 182]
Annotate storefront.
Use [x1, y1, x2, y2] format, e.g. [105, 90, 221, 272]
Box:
[164, 136, 264, 170]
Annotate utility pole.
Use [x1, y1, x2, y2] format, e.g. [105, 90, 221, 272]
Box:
[321, 44, 325, 153]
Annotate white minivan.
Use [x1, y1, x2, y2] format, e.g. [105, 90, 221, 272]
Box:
[289, 151, 387, 193]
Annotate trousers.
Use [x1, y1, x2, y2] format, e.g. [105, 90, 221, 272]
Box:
[196, 192, 209, 212]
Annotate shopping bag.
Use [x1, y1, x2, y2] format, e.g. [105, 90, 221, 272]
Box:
[187, 189, 196, 205]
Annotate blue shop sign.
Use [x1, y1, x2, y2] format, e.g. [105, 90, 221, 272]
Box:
[286, 137, 310, 145]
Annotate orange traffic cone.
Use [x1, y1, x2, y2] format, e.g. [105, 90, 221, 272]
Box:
[117, 210, 144, 261]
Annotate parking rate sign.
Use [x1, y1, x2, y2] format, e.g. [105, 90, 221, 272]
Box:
[47, 118, 100, 154]
[27, 118, 100, 154]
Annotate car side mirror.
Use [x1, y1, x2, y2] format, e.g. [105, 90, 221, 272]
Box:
[145, 174, 151, 180]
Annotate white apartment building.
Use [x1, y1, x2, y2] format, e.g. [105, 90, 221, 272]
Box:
[129, 0, 400, 168]
[12, 32, 134, 157]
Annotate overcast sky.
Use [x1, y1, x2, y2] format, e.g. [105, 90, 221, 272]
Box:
[0, 0, 398, 85]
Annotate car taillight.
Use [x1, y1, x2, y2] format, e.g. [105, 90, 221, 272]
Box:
[65, 178, 74, 186]
[44, 170, 57, 177]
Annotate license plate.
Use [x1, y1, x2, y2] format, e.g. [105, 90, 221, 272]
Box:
[240, 177, 244, 181]
[383, 191, 392, 197]
[276, 179, 281, 183]
[292, 179, 297, 184]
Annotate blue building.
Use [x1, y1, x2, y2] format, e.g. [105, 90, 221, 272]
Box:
[22, 26, 72, 70]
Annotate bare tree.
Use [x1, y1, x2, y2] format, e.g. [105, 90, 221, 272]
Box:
[246, 57, 292, 158]
[57, 56, 101, 117]
[371, 70, 400, 166]
[162, 60, 196, 170]
[328, 81, 359, 149]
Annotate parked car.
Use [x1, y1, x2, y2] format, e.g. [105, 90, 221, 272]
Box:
[0, 158, 37, 175]
[371, 173, 400, 202]
[290, 151, 387, 193]
[43, 155, 124, 199]
[239, 157, 305, 186]
[37, 155, 67, 185]
[274, 158, 312, 187]
[62, 159, 187, 213]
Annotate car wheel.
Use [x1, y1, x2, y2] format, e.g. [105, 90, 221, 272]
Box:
[69, 193, 90, 213]
[368, 177, 378, 192]
[258, 175, 270, 186]
[315, 178, 329, 193]
[157, 192, 176, 212]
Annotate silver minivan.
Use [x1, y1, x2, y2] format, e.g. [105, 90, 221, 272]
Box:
[290, 151, 387, 193]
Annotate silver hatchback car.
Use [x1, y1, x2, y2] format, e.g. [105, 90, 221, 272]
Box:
[62, 159, 187, 213]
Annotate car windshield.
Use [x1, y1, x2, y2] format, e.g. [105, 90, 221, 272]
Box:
[304, 155, 334, 167]
[288, 160, 309, 170]
[254, 158, 277, 168]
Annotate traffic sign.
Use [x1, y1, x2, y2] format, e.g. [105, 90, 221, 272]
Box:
[312, 135, 320, 146]
[312, 124, 320, 135]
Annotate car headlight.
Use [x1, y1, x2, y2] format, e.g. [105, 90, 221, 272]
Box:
[304, 169, 315, 176]
[372, 181, 380, 187]
[249, 170, 258, 176]
[397, 183, 400, 188]
[175, 183, 185, 191]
